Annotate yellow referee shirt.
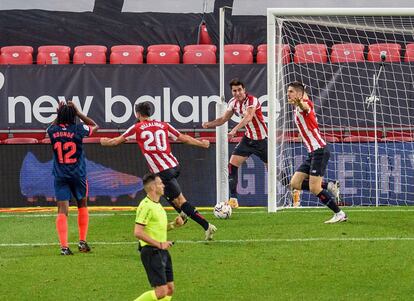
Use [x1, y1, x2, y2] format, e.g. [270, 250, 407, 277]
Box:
[135, 196, 168, 247]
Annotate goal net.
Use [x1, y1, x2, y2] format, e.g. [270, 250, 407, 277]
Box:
[267, 8, 414, 212]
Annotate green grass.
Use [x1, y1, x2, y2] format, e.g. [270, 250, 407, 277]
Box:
[1, 207, 414, 301]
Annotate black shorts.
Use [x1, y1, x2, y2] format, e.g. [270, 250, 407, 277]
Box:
[157, 166, 182, 201]
[232, 136, 268, 163]
[297, 147, 330, 177]
[140, 246, 173, 287]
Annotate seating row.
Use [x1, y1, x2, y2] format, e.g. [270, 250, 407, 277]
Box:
[1, 43, 414, 65]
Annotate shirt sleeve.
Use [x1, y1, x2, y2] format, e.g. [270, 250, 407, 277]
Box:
[304, 99, 314, 114]
[122, 124, 137, 141]
[135, 202, 152, 225]
[167, 123, 181, 141]
[227, 99, 236, 112]
[78, 124, 92, 138]
[246, 96, 258, 109]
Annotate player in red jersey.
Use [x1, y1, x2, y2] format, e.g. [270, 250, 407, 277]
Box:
[101, 102, 217, 240]
[287, 81, 347, 223]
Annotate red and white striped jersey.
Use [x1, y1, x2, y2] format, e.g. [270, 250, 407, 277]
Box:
[294, 99, 326, 153]
[227, 94, 268, 140]
[122, 120, 180, 173]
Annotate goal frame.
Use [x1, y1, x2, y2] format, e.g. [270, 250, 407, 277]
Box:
[266, 7, 414, 212]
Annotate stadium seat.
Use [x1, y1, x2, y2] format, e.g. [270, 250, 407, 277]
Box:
[3, 137, 39, 144]
[199, 23, 213, 44]
[110, 45, 144, 64]
[404, 43, 414, 62]
[224, 44, 254, 64]
[331, 43, 365, 63]
[294, 44, 328, 64]
[256, 44, 291, 64]
[183, 45, 217, 64]
[73, 45, 107, 64]
[0, 46, 33, 65]
[147, 44, 180, 64]
[367, 43, 401, 62]
[37, 45, 71, 64]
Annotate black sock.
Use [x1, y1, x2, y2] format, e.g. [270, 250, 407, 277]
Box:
[164, 196, 181, 213]
[228, 163, 239, 199]
[321, 181, 328, 189]
[181, 202, 209, 230]
[301, 180, 309, 191]
[317, 190, 340, 213]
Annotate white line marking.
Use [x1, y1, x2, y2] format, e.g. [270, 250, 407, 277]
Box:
[1, 208, 414, 218]
[1, 237, 414, 247]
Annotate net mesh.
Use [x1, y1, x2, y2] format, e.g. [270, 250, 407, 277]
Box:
[271, 15, 414, 207]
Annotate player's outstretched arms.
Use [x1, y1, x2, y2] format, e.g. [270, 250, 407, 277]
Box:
[202, 110, 234, 129]
[177, 134, 210, 148]
[100, 136, 126, 147]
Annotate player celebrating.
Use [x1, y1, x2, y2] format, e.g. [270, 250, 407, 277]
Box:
[101, 102, 217, 240]
[134, 173, 184, 301]
[47, 101, 99, 255]
[287, 81, 347, 223]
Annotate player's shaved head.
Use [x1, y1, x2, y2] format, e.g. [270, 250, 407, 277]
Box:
[135, 102, 152, 118]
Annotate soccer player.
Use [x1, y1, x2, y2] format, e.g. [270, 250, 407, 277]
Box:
[134, 173, 184, 301]
[100, 102, 217, 240]
[202, 78, 300, 208]
[287, 81, 347, 223]
[47, 101, 99, 255]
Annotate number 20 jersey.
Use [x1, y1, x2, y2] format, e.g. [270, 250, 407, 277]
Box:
[47, 123, 92, 179]
[122, 120, 180, 173]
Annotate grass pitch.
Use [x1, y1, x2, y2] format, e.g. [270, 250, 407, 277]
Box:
[1, 207, 414, 301]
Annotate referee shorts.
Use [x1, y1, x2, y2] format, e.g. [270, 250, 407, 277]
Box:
[140, 246, 173, 287]
[157, 166, 182, 201]
[297, 146, 330, 177]
[232, 136, 268, 163]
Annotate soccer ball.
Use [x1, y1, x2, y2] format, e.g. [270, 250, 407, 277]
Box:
[213, 202, 232, 219]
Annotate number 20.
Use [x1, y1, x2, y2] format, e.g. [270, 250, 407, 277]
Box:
[141, 130, 167, 151]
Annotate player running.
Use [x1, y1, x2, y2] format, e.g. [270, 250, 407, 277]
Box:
[287, 81, 347, 223]
[47, 101, 99, 255]
[101, 102, 217, 240]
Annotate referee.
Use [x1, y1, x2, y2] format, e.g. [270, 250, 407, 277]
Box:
[134, 173, 184, 301]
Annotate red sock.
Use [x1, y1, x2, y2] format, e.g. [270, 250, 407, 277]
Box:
[56, 213, 68, 248]
[78, 207, 89, 241]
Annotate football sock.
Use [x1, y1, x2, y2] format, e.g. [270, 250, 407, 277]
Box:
[321, 181, 328, 189]
[165, 197, 182, 214]
[317, 190, 340, 213]
[301, 180, 310, 191]
[181, 202, 209, 230]
[56, 213, 68, 248]
[77, 207, 89, 242]
[134, 290, 157, 301]
[228, 163, 239, 199]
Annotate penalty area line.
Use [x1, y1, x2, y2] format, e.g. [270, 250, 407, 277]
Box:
[2, 236, 414, 247]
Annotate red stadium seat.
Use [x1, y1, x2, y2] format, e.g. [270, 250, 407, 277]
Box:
[37, 45, 71, 64]
[0, 46, 33, 65]
[183, 51, 216, 64]
[184, 45, 217, 53]
[294, 44, 328, 64]
[73, 45, 107, 64]
[331, 43, 365, 63]
[3, 137, 39, 144]
[256, 44, 291, 64]
[147, 44, 180, 64]
[367, 43, 401, 62]
[199, 23, 213, 45]
[110, 45, 144, 64]
[404, 43, 414, 62]
[224, 44, 254, 64]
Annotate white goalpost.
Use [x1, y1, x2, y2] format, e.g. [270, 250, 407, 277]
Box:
[267, 8, 414, 212]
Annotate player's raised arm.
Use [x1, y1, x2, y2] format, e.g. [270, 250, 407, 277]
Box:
[228, 106, 255, 138]
[202, 109, 233, 129]
[68, 100, 99, 133]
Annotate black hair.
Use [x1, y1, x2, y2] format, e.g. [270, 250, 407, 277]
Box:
[56, 104, 76, 125]
[229, 78, 245, 89]
[135, 102, 152, 118]
[142, 173, 158, 186]
[288, 81, 306, 94]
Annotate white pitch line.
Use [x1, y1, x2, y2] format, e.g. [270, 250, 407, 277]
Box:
[1, 236, 414, 247]
[1, 208, 414, 218]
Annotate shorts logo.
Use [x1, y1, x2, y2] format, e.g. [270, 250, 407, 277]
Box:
[311, 170, 317, 174]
